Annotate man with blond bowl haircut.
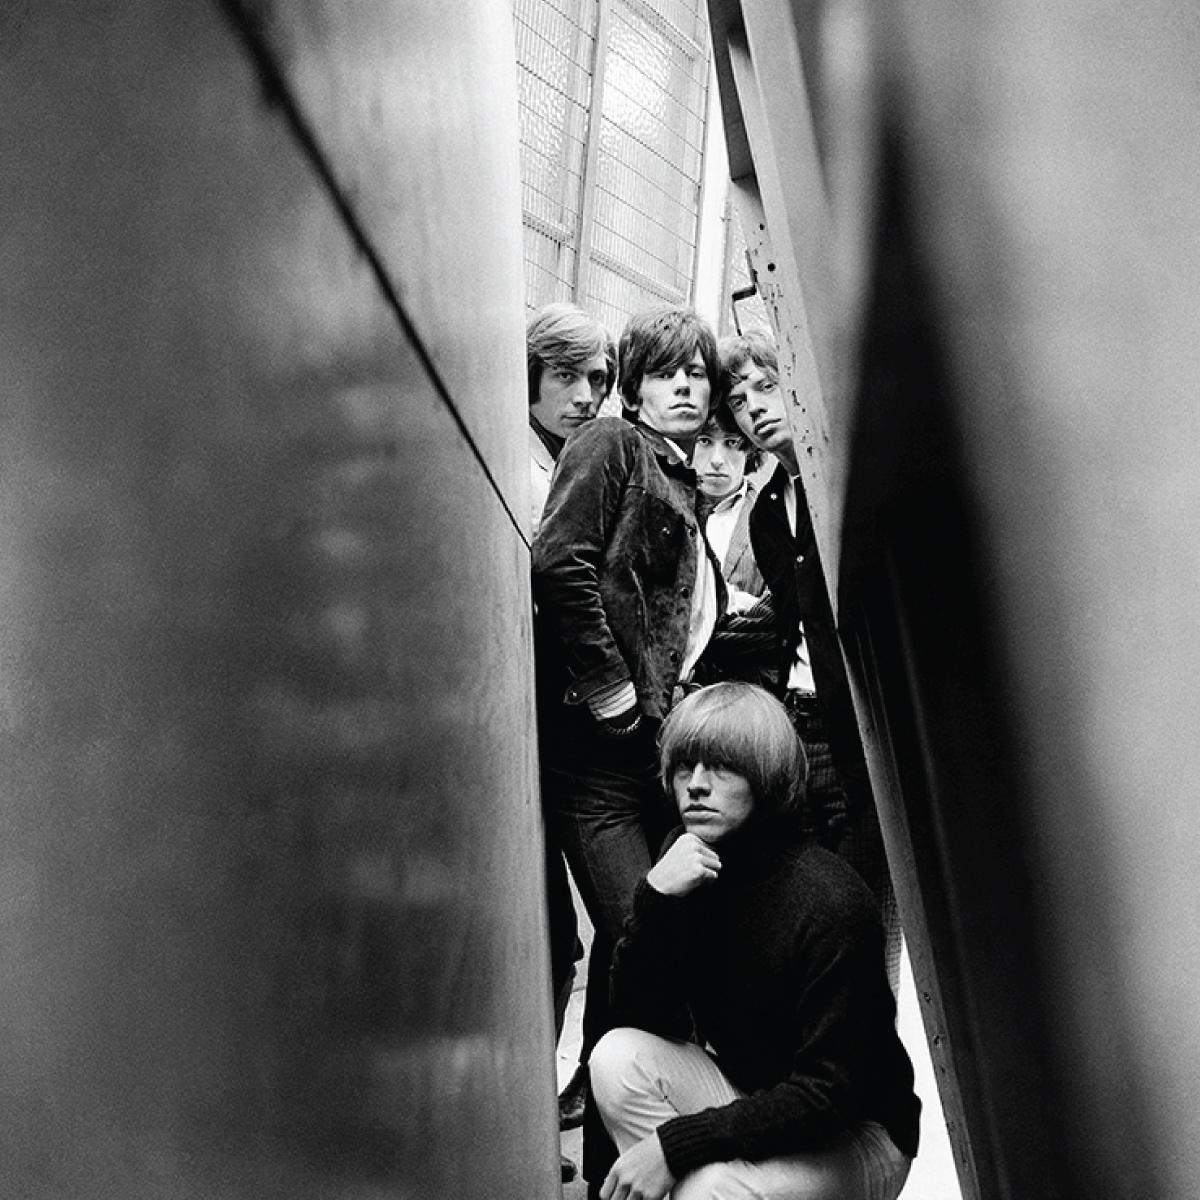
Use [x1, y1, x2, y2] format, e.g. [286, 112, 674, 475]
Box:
[591, 683, 919, 1200]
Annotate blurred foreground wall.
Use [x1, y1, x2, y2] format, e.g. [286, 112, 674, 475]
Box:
[0, 2, 557, 1196]
[708, 1, 1200, 1197]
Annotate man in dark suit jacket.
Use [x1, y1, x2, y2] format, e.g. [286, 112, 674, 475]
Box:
[711, 330, 901, 986]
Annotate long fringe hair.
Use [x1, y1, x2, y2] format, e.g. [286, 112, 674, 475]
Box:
[659, 682, 805, 821]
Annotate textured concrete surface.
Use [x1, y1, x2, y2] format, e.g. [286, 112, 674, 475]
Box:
[0, 2, 553, 1195]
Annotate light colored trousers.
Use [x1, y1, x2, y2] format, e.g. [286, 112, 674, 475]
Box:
[590, 1027, 912, 1200]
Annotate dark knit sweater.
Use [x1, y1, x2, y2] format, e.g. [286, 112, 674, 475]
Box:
[608, 825, 921, 1178]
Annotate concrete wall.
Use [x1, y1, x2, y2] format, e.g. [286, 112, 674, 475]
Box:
[0, 2, 555, 1196]
[885, 4, 1200, 1196]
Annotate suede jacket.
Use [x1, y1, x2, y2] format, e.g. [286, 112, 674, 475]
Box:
[532, 417, 724, 723]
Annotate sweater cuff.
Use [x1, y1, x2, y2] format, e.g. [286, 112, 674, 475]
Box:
[633, 874, 685, 919]
[656, 1111, 724, 1179]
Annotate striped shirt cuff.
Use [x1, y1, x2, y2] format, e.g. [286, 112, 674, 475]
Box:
[587, 680, 638, 720]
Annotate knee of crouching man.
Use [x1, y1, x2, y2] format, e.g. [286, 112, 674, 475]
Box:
[588, 1026, 647, 1114]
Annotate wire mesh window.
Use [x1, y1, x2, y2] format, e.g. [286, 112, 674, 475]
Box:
[513, 0, 711, 340]
[514, 0, 595, 309]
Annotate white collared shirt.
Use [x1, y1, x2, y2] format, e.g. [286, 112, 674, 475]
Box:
[704, 482, 749, 566]
[529, 426, 556, 537]
[680, 537, 718, 683]
[661, 436, 718, 683]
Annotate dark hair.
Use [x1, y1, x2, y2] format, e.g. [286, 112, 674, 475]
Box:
[697, 407, 763, 472]
[526, 302, 617, 405]
[717, 329, 779, 400]
[659, 683, 805, 822]
[618, 306, 719, 414]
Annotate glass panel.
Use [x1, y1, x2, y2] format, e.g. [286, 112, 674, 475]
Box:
[513, 0, 598, 304]
[583, 0, 709, 320]
[514, 0, 712, 329]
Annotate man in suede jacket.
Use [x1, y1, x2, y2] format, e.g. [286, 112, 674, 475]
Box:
[532, 305, 725, 1189]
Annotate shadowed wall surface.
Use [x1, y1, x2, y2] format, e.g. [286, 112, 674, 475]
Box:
[707, 1, 1200, 1197]
[0, 2, 556, 1196]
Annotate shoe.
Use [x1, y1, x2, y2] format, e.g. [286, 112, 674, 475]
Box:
[560, 1153, 578, 1182]
[558, 1062, 588, 1130]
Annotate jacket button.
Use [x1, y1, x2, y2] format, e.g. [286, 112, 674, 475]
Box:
[678, 586, 690, 598]
[668, 650, 679, 663]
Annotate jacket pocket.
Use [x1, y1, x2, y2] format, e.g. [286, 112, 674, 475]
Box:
[625, 488, 686, 582]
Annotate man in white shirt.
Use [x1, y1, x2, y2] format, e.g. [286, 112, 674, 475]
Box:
[532, 305, 724, 1191]
[692, 406, 768, 611]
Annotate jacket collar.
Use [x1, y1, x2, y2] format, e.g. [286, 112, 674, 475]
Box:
[635, 421, 695, 480]
[768, 460, 792, 492]
[761, 462, 805, 517]
[710, 480, 750, 514]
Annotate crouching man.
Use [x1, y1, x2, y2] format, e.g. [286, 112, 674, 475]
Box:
[591, 683, 920, 1200]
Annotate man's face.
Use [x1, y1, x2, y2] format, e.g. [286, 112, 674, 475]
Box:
[530, 351, 609, 439]
[692, 425, 748, 500]
[672, 759, 755, 845]
[634, 350, 711, 441]
[726, 363, 789, 456]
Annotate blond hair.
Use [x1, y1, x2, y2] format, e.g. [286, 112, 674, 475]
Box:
[659, 683, 805, 820]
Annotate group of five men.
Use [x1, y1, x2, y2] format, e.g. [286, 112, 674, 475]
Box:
[525, 301, 918, 1200]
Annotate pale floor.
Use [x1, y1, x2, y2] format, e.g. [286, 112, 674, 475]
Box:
[557, 896, 963, 1200]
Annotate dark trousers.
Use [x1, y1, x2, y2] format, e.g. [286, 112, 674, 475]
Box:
[787, 692, 902, 991]
[540, 710, 676, 1185]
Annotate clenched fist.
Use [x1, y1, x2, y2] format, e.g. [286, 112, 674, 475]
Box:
[646, 832, 722, 897]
